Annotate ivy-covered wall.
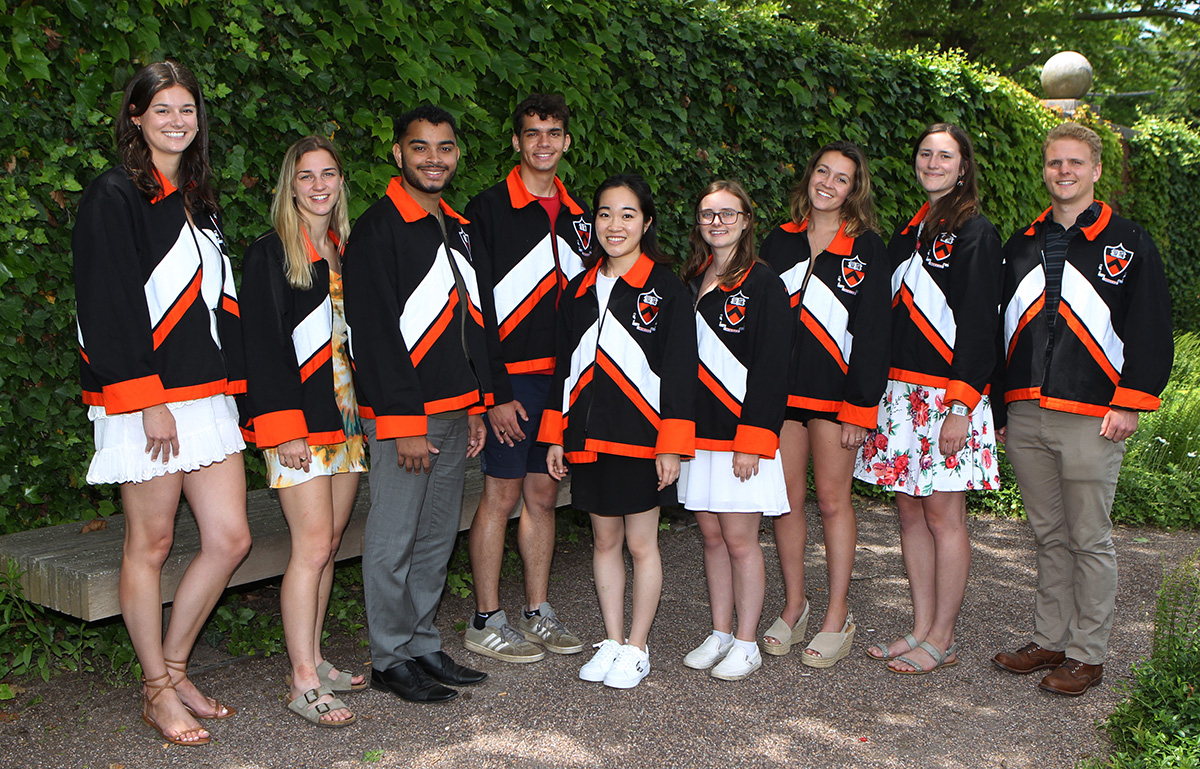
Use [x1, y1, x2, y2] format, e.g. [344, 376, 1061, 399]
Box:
[0, 0, 1173, 533]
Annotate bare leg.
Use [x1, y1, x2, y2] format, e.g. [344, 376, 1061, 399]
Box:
[590, 514, 628, 642]
[312, 472, 363, 689]
[719, 513, 765, 643]
[624, 508, 662, 650]
[807, 419, 859, 639]
[766, 420, 810, 645]
[119, 472, 207, 743]
[518, 473, 560, 609]
[161, 456, 250, 718]
[889, 491, 967, 672]
[883, 492, 940, 663]
[696, 510, 733, 634]
[469, 475, 523, 613]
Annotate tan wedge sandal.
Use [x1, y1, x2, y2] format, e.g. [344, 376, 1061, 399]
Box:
[801, 612, 856, 669]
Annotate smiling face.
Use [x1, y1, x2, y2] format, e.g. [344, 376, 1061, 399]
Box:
[393, 119, 459, 204]
[808, 150, 857, 216]
[130, 84, 198, 169]
[512, 114, 570, 175]
[1043, 138, 1101, 209]
[914, 131, 965, 203]
[595, 185, 650, 261]
[292, 148, 343, 227]
[696, 189, 749, 255]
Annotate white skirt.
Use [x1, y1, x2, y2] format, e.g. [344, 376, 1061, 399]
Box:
[678, 449, 790, 516]
[87, 394, 245, 485]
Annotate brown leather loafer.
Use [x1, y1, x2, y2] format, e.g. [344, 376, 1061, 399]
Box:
[1039, 659, 1104, 696]
[993, 642, 1067, 674]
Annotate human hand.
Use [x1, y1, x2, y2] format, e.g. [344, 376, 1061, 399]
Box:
[732, 451, 760, 482]
[996, 426, 1007, 444]
[841, 423, 868, 451]
[277, 438, 312, 472]
[1100, 408, 1139, 442]
[467, 414, 487, 458]
[487, 400, 528, 445]
[395, 435, 436, 473]
[938, 413, 969, 457]
[547, 445, 567, 480]
[142, 404, 179, 463]
[656, 453, 681, 490]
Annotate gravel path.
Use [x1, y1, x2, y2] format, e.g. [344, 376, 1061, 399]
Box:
[3, 498, 1197, 769]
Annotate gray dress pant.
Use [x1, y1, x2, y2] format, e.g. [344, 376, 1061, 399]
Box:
[363, 415, 467, 671]
[1005, 400, 1125, 664]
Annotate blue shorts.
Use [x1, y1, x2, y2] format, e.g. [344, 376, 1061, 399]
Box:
[481, 374, 552, 479]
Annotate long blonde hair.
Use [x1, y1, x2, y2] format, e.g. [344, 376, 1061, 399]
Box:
[270, 135, 350, 289]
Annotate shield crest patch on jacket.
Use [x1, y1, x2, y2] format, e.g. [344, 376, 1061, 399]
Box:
[841, 257, 865, 290]
[1102, 242, 1133, 280]
[574, 218, 592, 251]
[723, 290, 748, 327]
[635, 288, 661, 329]
[931, 233, 956, 263]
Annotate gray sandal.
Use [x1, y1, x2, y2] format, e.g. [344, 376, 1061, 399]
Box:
[287, 685, 356, 727]
[865, 632, 919, 662]
[888, 641, 959, 675]
[317, 660, 368, 692]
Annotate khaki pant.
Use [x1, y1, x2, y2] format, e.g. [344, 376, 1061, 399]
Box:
[1005, 401, 1125, 665]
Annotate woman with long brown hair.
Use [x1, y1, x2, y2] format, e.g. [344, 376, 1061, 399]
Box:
[760, 141, 890, 668]
[73, 61, 249, 746]
[853, 123, 1002, 674]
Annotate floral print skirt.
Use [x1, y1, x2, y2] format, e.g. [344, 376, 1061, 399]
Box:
[852, 379, 1000, 497]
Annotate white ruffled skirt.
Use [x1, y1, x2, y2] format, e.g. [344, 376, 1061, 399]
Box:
[678, 448, 790, 516]
[86, 394, 245, 485]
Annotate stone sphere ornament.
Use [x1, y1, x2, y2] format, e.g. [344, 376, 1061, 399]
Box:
[1041, 52, 1094, 99]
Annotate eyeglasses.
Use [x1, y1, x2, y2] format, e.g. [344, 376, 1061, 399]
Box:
[696, 209, 746, 225]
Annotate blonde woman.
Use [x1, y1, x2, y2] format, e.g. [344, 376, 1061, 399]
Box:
[241, 136, 366, 725]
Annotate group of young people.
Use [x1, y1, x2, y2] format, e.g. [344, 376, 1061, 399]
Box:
[73, 60, 1173, 746]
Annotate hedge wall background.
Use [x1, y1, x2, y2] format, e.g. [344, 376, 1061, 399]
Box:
[0, 0, 1189, 533]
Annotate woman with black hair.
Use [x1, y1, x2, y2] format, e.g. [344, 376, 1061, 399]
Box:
[73, 61, 249, 745]
[853, 123, 1003, 675]
[541, 174, 696, 690]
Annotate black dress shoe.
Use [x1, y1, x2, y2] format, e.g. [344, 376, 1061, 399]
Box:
[370, 661, 459, 703]
[415, 651, 488, 686]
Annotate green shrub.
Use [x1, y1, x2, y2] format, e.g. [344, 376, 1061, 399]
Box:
[1087, 549, 1200, 768]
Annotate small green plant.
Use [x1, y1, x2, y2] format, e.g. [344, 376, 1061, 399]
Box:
[203, 595, 286, 658]
[363, 749, 384, 763]
[1084, 549, 1200, 768]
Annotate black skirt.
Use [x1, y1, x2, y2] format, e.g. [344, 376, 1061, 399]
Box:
[568, 453, 678, 516]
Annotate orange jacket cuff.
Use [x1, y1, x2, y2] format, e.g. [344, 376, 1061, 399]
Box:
[537, 410, 565, 445]
[1111, 387, 1161, 412]
[731, 424, 779, 459]
[655, 418, 695, 458]
[251, 409, 309, 448]
[101, 375, 167, 415]
[374, 414, 428, 440]
[837, 402, 879, 430]
[944, 381, 982, 412]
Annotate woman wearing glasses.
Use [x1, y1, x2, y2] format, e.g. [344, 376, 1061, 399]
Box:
[760, 141, 890, 668]
[678, 181, 791, 681]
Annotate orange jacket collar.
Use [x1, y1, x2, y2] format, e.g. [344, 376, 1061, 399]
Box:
[577, 252, 656, 296]
[504, 166, 585, 215]
[1023, 202, 1112, 240]
[386, 177, 469, 225]
[150, 167, 178, 205]
[900, 203, 931, 236]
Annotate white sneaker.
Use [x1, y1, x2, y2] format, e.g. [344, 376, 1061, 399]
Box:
[683, 634, 734, 670]
[602, 644, 650, 689]
[710, 644, 762, 681]
[579, 639, 622, 682]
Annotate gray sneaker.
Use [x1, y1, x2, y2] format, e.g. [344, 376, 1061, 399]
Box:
[464, 610, 546, 663]
[515, 602, 584, 654]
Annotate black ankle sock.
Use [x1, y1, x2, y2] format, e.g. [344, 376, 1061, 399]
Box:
[473, 610, 499, 631]
[523, 607, 541, 619]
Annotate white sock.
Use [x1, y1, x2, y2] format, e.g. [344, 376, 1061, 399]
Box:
[713, 630, 734, 645]
[733, 638, 757, 655]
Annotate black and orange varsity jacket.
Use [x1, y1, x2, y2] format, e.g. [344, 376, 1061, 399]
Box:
[1000, 203, 1172, 418]
[342, 179, 497, 441]
[466, 166, 592, 403]
[538, 253, 697, 462]
[887, 205, 1003, 410]
[762, 220, 891, 429]
[688, 260, 791, 458]
[239, 230, 348, 448]
[74, 166, 245, 415]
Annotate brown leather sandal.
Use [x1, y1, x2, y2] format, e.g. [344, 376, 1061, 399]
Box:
[141, 672, 210, 746]
[165, 658, 237, 719]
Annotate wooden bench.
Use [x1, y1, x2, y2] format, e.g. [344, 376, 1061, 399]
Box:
[0, 459, 571, 622]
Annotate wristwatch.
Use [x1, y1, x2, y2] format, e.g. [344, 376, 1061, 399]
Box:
[950, 403, 969, 417]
